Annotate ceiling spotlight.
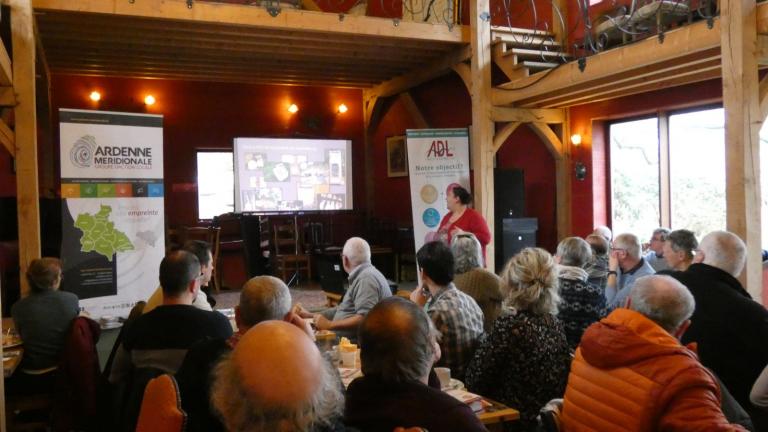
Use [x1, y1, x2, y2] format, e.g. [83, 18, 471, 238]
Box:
[288, 103, 299, 114]
[89, 91, 101, 102]
[337, 103, 348, 114]
[144, 95, 156, 106]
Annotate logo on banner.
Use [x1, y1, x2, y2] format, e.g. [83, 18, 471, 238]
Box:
[426, 140, 454, 159]
[69, 135, 153, 170]
[70, 135, 97, 168]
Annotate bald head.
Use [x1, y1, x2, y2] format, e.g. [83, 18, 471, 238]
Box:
[630, 275, 695, 335]
[238, 276, 292, 329]
[593, 225, 613, 242]
[697, 230, 746, 278]
[359, 297, 435, 383]
[342, 237, 371, 267]
[211, 321, 343, 431]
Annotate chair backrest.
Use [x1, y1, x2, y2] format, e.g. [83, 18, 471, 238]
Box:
[136, 374, 187, 432]
[274, 222, 300, 256]
[52, 316, 102, 431]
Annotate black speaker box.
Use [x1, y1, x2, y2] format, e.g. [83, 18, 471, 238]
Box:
[494, 169, 525, 268]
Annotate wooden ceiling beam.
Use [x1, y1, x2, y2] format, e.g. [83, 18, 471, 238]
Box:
[0, 118, 14, 156]
[491, 107, 564, 123]
[39, 36, 440, 65]
[757, 0, 768, 34]
[50, 67, 378, 87]
[43, 45, 418, 74]
[46, 55, 403, 78]
[0, 87, 16, 107]
[513, 48, 721, 107]
[533, 58, 722, 107]
[47, 55, 394, 76]
[32, 0, 469, 43]
[369, 45, 471, 99]
[36, 15, 457, 51]
[0, 41, 12, 86]
[493, 18, 721, 107]
[492, 121, 520, 153]
[547, 66, 722, 108]
[37, 25, 450, 57]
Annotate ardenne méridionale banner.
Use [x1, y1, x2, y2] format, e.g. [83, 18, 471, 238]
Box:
[59, 109, 165, 319]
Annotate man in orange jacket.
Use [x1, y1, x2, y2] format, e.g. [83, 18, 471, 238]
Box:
[560, 275, 747, 431]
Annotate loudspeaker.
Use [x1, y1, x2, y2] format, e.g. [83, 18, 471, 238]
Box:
[494, 169, 525, 268]
[500, 218, 538, 267]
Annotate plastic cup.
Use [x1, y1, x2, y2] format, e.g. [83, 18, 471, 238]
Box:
[435, 367, 451, 389]
[341, 349, 357, 368]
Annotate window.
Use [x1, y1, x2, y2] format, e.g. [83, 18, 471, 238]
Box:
[197, 151, 234, 220]
[610, 107, 726, 240]
[610, 117, 660, 237]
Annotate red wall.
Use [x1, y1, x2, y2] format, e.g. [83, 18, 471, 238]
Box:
[569, 78, 722, 237]
[496, 125, 557, 252]
[48, 74, 365, 228]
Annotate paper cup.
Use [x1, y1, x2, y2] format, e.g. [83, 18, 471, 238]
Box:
[341, 349, 357, 368]
[435, 367, 451, 389]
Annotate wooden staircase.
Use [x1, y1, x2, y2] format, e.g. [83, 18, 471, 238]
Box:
[491, 26, 570, 82]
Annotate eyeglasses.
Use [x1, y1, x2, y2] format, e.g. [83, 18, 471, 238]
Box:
[610, 246, 626, 252]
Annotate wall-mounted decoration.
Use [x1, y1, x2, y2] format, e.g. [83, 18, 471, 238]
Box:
[387, 135, 408, 177]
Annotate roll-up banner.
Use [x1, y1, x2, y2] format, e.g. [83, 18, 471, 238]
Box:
[406, 128, 471, 257]
[59, 109, 164, 319]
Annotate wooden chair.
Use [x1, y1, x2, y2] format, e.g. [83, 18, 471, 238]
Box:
[135, 374, 187, 432]
[273, 220, 311, 285]
[179, 226, 222, 293]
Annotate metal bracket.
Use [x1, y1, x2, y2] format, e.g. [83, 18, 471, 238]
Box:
[339, 13, 345, 22]
[480, 11, 490, 22]
[578, 57, 586, 72]
[658, 31, 665, 44]
[186, 0, 193, 8]
[265, 0, 282, 17]
[393, 18, 400, 27]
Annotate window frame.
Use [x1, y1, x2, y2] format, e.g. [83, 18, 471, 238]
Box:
[607, 103, 723, 231]
[195, 148, 235, 222]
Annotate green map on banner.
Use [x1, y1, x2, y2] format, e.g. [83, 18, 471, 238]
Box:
[74, 205, 134, 261]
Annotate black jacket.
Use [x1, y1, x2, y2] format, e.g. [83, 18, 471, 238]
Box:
[672, 264, 768, 416]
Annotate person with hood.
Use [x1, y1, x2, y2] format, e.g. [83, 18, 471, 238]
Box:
[554, 237, 606, 350]
[560, 275, 746, 431]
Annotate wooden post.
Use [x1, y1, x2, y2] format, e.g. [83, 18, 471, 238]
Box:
[362, 90, 377, 219]
[10, 0, 40, 298]
[721, 0, 762, 301]
[552, 0, 569, 47]
[470, 0, 495, 272]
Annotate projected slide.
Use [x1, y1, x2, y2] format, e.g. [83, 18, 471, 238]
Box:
[234, 138, 353, 212]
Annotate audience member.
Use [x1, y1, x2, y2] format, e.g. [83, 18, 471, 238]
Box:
[643, 227, 671, 272]
[662, 229, 698, 272]
[605, 233, 655, 311]
[9, 257, 80, 394]
[561, 275, 746, 431]
[451, 232, 504, 332]
[296, 237, 390, 341]
[554, 237, 605, 349]
[210, 321, 345, 432]
[409, 241, 483, 380]
[109, 250, 232, 384]
[175, 275, 312, 432]
[345, 297, 486, 432]
[437, 185, 492, 265]
[585, 233, 610, 289]
[592, 225, 613, 242]
[144, 240, 214, 313]
[672, 231, 768, 427]
[465, 248, 571, 430]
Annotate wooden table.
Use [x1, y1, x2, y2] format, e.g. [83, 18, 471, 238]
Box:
[2, 317, 23, 378]
[335, 365, 519, 427]
[478, 397, 520, 428]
